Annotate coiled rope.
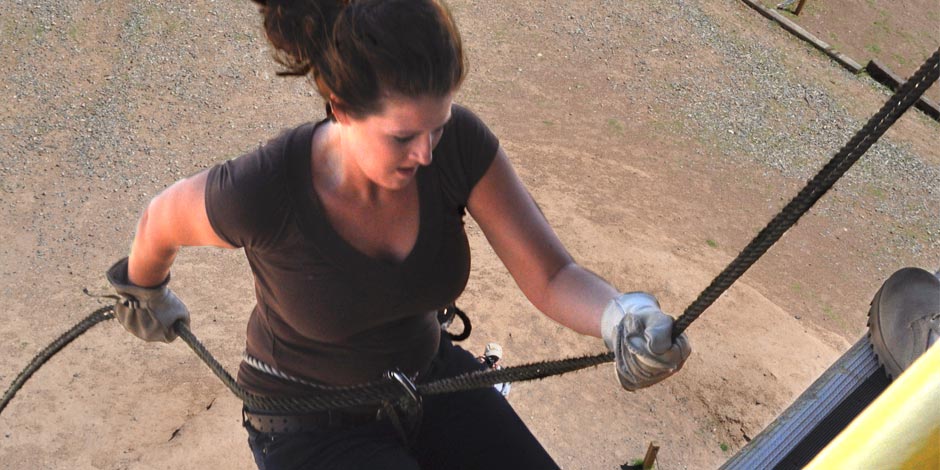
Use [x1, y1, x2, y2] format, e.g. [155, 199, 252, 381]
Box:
[2, 49, 937, 417]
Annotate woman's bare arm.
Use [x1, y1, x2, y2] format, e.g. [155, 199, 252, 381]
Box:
[128, 169, 235, 287]
[467, 148, 618, 337]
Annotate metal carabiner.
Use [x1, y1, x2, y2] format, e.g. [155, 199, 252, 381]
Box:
[385, 369, 422, 410]
[382, 369, 424, 445]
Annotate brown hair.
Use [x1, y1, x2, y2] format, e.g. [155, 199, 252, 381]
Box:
[254, 0, 465, 119]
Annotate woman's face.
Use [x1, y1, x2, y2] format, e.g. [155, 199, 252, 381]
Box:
[338, 92, 454, 191]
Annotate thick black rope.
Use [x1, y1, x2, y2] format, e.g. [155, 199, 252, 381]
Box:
[3, 50, 936, 417]
[0, 306, 114, 415]
[176, 320, 613, 413]
[673, 48, 940, 338]
[0, 307, 610, 415]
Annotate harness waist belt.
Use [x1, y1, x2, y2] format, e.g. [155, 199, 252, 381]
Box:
[243, 407, 382, 433]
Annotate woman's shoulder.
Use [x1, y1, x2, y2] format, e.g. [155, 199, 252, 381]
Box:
[448, 103, 488, 130]
[440, 103, 498, 152]
[203, 121, 319, 249]
[210, 122, 317, 189]
[432, 104, 500, 205]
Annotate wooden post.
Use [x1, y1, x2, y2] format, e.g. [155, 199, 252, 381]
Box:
[794, 0, 808, 15]
[643, 442, 660, 470]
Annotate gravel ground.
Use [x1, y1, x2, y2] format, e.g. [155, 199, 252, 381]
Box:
[512, 0, 938, 261]
[510, 0, 938, 249]
[654, 0, 939, 256]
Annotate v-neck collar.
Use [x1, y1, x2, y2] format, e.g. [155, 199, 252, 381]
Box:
[287, 120, 443, 292]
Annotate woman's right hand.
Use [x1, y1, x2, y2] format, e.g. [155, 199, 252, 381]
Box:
[108, 169, 233, 342]
[107, 257, 191, 343]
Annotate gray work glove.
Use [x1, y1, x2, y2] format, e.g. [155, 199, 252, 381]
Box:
[601, 292, 691, 391]
[106, 257, 190, 343]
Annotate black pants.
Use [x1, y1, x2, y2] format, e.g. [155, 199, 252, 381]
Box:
[244, 337, 560, 470]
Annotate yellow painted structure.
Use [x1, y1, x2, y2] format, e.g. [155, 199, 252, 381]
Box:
[805, 344, 940, 470]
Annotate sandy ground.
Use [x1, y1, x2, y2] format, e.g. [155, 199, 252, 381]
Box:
[1, 1, 937, 469]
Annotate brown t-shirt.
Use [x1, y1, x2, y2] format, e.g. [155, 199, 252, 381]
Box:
[205, 104, 499, 395]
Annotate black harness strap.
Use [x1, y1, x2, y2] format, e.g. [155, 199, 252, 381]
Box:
[437, 303, 472, 341]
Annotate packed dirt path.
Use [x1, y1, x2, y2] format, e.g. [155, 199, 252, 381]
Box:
[1, 1, 937, 469]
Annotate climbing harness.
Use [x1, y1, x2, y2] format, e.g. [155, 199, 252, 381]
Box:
[242, 352, 425, 443]
[1, 49, 937, 418]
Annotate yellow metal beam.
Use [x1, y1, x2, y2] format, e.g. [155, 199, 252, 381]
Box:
[805, 343, 940, 469]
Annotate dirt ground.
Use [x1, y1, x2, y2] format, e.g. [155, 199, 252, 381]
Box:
[1, 1, 937, 469]
[761, 0, 940, 103]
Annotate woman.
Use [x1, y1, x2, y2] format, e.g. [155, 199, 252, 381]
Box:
[106, 0, 691, 468]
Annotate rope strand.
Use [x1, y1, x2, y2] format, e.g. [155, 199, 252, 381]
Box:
[0, 306, 114, 415]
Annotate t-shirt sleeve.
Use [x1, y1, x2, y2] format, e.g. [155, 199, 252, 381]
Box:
[204, 129, 294, 250]
[435, 104, 500, 205]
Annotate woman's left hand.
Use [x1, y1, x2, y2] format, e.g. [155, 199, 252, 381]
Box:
[602, 292, 692, 391]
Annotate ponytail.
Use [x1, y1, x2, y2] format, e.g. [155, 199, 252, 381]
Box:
[253, 0, 345, 76]
[253, 0, 466, 119]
